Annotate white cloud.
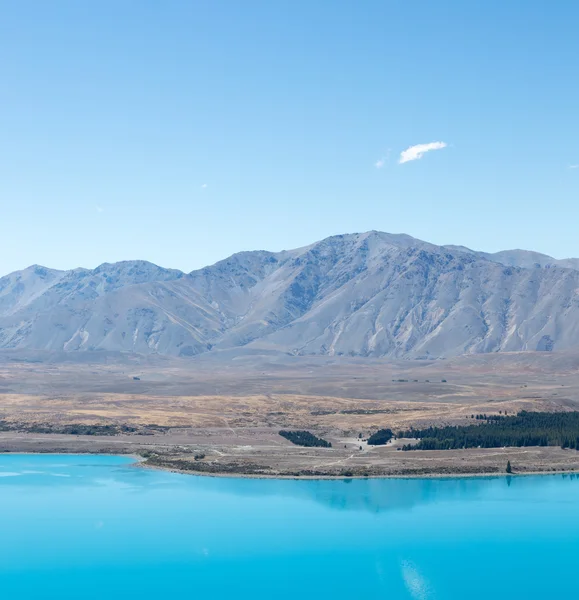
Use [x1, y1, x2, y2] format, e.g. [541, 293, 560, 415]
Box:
[200, 183, 208, 189]
[399, 141, 447, 164]
[374, 148, 391, 169]
[569, 164, 579, 170]
[96, 205, 104, 213]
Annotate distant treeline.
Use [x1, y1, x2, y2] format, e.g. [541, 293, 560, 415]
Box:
[367, 428, 394, 445]
[279, 430, 331, 448]
[391, 379, 447, 383]
[398, 411, 579, 451]
[0, 421, 170, 436]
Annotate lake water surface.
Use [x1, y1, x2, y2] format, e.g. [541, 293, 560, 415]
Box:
[0, 454, 577, 599]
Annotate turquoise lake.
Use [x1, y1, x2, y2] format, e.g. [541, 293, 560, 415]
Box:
[0, 455, 577, 599]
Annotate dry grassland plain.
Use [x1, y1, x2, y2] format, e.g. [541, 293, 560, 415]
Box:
[2, 350, 579, 477]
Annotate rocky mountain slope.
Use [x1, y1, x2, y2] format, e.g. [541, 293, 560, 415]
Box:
[2, 232, 579, 358]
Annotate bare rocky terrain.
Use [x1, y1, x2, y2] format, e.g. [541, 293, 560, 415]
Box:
[3, 231, 579, 359]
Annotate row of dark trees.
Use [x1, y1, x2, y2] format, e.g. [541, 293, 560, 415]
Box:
[279, 430, 332, 447]
[397, 411, 579, 451]
[367, 428, 394, 445]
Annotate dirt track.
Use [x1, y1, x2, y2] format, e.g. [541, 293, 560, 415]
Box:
[2, 351, 579, 477]
[2, 428, 579, 478]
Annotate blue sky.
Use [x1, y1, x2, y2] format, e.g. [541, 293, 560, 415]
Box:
[1, 0, 578, 275]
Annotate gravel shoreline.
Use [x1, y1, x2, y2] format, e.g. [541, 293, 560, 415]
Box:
[3, 430, 579, 479]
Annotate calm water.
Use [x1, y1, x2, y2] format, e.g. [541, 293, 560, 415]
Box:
[0, 455, 577, 599]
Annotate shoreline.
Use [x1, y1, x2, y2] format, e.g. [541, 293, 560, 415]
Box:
[3, 430, 579, 481]
[138, 460, 579, 480]
[1, 449, 576, 480]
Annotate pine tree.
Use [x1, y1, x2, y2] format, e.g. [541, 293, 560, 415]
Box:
[506, 460, 512, 474]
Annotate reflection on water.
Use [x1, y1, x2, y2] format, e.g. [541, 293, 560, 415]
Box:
[1, 454, 577, 514]
[1, 455, 579, 600]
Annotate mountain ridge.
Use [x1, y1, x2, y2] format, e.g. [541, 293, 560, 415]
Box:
[2, 231, 579, 359]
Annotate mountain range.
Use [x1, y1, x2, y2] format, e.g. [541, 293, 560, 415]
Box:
[2, 231, 579, 359]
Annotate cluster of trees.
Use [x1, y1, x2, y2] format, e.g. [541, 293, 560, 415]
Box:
[279, 430, 332, 447]
[367, 428, 394, 445]
[399, 411, 579, 451]
[472, 413, 509, 420]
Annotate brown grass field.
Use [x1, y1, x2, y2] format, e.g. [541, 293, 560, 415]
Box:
[2, 350, 579, 476]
